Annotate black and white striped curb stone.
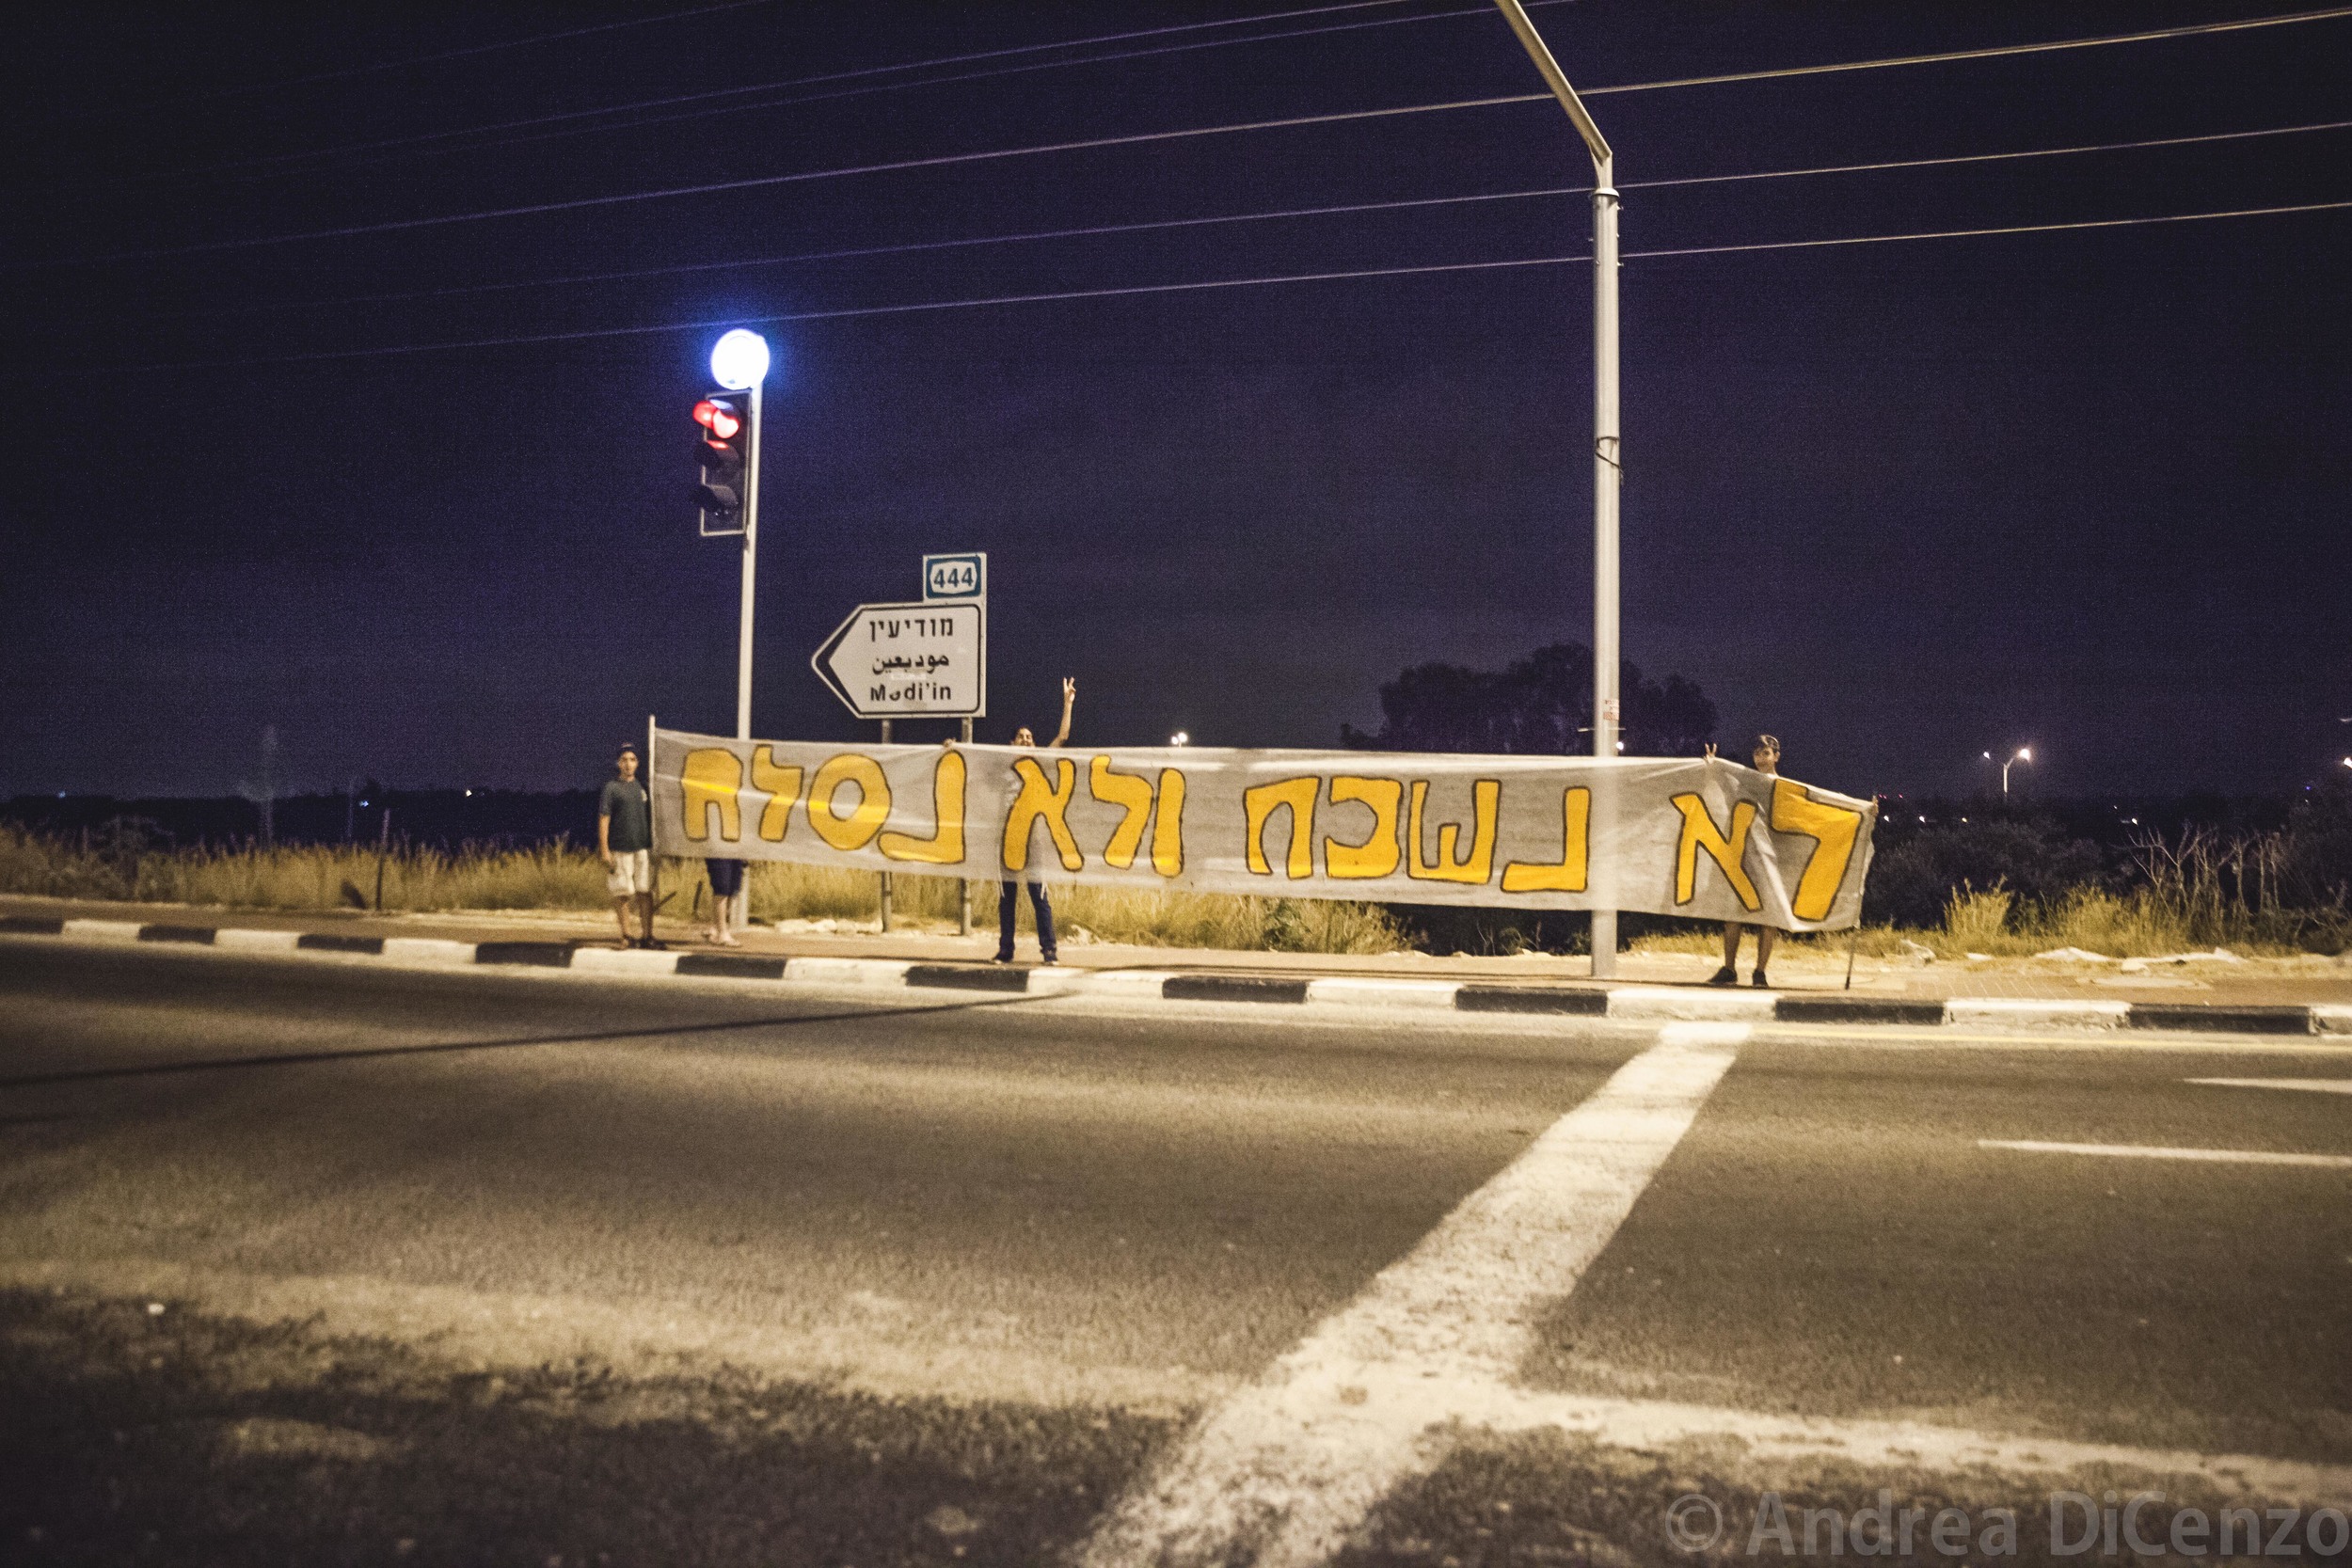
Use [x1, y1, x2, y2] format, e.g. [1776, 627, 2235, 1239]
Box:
[5, 914, 2347, 1035]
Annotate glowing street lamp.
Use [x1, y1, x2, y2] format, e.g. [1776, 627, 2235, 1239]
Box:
[709, 328, 771, 392]
[2002, 747, 2032, 794]
[1169, 732, 1191, 747]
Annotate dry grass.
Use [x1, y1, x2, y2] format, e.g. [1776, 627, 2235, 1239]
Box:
[7, 818, 2334, 958]
[0, 826, 1406, 956]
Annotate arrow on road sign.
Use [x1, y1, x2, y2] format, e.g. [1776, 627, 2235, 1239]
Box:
[811, 600, 987, 720]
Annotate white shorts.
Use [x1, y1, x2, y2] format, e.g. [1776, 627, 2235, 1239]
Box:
[606, 848, 652, 896]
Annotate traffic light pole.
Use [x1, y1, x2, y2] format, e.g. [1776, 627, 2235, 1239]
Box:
[736, 382, 763, 742]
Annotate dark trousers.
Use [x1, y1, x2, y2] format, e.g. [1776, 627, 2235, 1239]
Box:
[997, 879, 1057, 960]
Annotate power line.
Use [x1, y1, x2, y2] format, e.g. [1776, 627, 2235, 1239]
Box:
[1576, 7, 2352, 99]
[99, 0, 1450, 183]
[1632, 118, 2352, 190]
[46, 0, 784, 120]
[26, 91, 1543, 267]
[61, 117, 2352, 329]
[26, 5, 2352, 270]
[98, 198, 2352, 372]
[131, 0, 2346, 187]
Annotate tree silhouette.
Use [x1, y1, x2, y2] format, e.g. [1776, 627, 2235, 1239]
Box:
[1342, 642, 1717, 757]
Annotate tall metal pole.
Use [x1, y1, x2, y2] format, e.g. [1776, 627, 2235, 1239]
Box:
[1590, 153, 1622, 977]
[737, 382, 763, 742]
[1493, 0, 1621, 975]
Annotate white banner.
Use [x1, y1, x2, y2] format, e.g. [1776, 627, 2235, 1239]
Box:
[650, 729, 1879, 931]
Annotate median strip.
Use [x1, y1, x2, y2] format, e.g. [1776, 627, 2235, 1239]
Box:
[1, 919, 2342, 1035]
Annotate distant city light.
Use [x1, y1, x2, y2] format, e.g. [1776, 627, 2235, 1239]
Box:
[1169, 732, 1190, 747]
[708, 329, 771, 390]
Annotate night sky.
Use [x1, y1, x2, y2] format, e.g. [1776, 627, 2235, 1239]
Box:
[6, 2, 2348, 802]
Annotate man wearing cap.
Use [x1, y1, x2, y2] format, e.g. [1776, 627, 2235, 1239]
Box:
[598, 743, 663, 950]
[1708, 733, 1781, 987]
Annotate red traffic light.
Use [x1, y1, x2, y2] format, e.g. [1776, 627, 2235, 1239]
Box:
[692, 398, 742, 440]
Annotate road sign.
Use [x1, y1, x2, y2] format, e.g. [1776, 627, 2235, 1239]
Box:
[812, 600, 986, 720]
[922, 551, 985, 602]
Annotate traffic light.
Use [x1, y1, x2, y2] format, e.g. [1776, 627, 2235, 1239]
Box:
[692, 393, 750, 536]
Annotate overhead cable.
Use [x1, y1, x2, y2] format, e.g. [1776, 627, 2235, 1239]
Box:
[47, 0, 784, 119]
[95, 198, 2352, 372]
[24, 6, 2352, 270]
[61, 117, 2352, 328]
[102, 0, 1450, 182]
[143, 2, 2352, 185]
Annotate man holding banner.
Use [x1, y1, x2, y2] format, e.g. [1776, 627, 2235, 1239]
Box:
[1710, 734, 1785, 987]
[996, 677, 1076, 965]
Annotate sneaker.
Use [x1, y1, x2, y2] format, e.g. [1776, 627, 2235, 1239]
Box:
[1706, 966, 1738, 987]
[992, 952, 1015, 964]
[1751, 970, 1770, 988]
[636, 937, 669, 952]
[1040, 954, 1059, 967]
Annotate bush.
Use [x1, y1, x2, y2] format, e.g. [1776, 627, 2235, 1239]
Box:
[1865, 817, 2106, 929]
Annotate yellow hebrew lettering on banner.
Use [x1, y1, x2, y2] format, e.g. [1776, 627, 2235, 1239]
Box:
[1407, 779, 1500, 884]
[1671, 793, 1761, 911]
[1244, 777, 1319, 878]
[1151, 768, 1186, 878]
[1770, 777, 1865, 922]
[1089, 755, 1155, 870]
[808, 754, 891, 852]
[680, 748, 742, 843]
[1502, 786, 1590, 894]
[880, 751, 967, 864]
[750, 747, 804, 842]
[1323, 777, 1403, 879]
[1004, 756, 1083, 873]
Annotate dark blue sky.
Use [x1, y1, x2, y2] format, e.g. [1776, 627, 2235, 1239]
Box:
[6, 2, 2348, 801]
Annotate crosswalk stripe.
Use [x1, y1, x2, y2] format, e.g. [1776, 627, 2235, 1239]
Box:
[2186, 1077, 2352, 1095]
[1078, 1022, 1745, 1568]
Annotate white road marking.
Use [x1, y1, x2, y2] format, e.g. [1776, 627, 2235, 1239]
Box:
[2188, 1077, 2352, 1095]
[1980, 1139, 2352, 1169]
[1470, 1387, 2352, 1507]
[1077, 1023, 1745, 1568]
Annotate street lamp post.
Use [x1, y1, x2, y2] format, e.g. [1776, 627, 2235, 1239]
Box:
[1492, 0, 1622, 976]
[1984, 746, 2033, 794]
[2004, 747, 2032, 794]
[709, 328, 771, 741]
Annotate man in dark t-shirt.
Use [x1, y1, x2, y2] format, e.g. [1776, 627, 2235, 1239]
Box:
[598, 743, 661, 949]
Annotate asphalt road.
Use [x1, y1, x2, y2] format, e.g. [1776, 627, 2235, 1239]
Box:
[2, 942, 2348, 1567]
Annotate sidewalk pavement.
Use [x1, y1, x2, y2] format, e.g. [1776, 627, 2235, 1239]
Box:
[6, 893, 2348, 1012]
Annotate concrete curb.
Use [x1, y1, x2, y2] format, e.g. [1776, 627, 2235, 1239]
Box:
[6, 914, 2348, 1036]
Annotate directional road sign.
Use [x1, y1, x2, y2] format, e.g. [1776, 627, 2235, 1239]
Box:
[812, 600, 986, 720]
